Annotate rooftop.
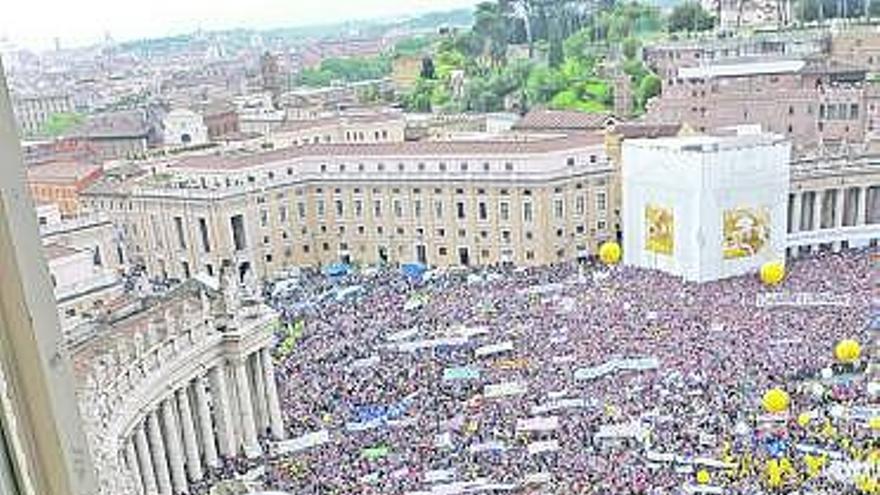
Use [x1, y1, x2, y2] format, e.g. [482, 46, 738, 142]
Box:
[678, 59, 806, 79]
[168, 133, 605, 172]
[26, 161, 103, 184]
[70, 110, 149, 139]
[512, 109, 614, 131]
[624, 130, 787, 153]
[276, 113, 405, 133]
[609, 122, 686, 139]
[43, 243, 81, 260]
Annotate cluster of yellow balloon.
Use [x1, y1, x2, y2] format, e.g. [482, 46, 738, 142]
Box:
[835, 339, 862, 364]
[759, 261, 786, 286]
[598, 241, 622, 265]
[695, 469, 711, 485]
[762, 388, 790, 414]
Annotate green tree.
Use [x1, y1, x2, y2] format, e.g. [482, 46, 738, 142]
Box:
[40, 112, 84, 137]
[668, 1, 716, 32]
[622, 37, 640, 60]
[635, 73, 661, 111]
[474, 1, 510, 67]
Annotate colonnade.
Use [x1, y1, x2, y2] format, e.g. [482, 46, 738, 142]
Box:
[120, 346, 283, 495]
[787, 184, 879, 254]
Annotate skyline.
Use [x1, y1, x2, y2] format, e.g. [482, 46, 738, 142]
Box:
[0, 0, 480, 51]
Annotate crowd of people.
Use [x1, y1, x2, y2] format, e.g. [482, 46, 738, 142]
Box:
[252, 249, 877, 495]
[136, 247, 867, 495]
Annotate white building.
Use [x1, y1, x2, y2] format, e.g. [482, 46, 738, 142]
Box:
[622, 129, 791, 282]
[162, 108, 209, 147]
[36, 203, 124, 331]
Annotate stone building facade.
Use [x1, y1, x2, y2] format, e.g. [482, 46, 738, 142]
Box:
[83, 134, 616, 281]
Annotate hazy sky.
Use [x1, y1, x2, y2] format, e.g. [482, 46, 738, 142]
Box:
[2, 0, 480, 50]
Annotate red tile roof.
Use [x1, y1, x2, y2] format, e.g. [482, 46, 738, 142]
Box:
[169, 133, 605, 171]
[513, 109, 615, 131]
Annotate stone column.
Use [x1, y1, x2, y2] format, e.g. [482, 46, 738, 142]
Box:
[176, 387, 203, 482]
[811, 190, 823, 253]
[833, 188, 846, 252]
[161, 399, 188, 495]
[250, 352, 269, 435]
[134, 424, 158, 495]
[789, 191, 803, 258]
[790, 192, 802, 234]
[147, 410, 172, 495]
[193, 376, 220, 468]
[260, 347, 285, 440]
[126, 437, 145, 495]
[234, 356, 261, 458]
[856, 186, 868, 225]
[209, 365, 237, 457]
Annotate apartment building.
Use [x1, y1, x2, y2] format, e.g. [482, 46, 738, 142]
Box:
[646, 57, 868, 154]
[27, 160, 103, 216]
[83, 134, 615, 281]
[267, 113, 406, 149]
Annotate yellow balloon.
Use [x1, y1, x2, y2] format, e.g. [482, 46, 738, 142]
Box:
[798, 412, 812, 427]
[696, 469, 711, 485]
[869, 417, 880, 430]
[759, 261, 786, 286]
[762, 388, 790, 414]
[835, 339, 861, 364]
[598, 241, 622, 265]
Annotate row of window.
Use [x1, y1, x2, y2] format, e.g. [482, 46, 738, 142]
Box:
[256, 194, 608, 226]
[256, 221, 607, 243]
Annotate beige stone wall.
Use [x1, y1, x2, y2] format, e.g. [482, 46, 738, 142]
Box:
[89, 173, 614, 280]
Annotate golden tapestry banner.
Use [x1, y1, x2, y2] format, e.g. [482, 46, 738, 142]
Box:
[645, 204, 674, 255]
[722, 206, 770, 259]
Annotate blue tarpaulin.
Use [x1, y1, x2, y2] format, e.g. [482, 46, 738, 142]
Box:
[353, 396, 414, 423]
[324, 263, 351, 277]
[401, 263, 427, 279]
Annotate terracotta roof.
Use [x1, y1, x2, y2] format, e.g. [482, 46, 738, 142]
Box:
[276, 113, 405, 133]
[610, 122, 684, 139]
[169, 133, 604, 171]
[71, 110, 149, 139]
[43, 243, 81, 260]
[26, 161, 102, 184]
[513, 109, 614, 131]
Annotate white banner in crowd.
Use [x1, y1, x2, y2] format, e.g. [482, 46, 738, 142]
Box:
[386, 328, 419, 342]
[531, 398, 587, 415]
[682, 484, 724, 494]
[450, 325, 490, 338]
[397, 336, 469, 353]
[795, 444, 845, 460]
[595, 420, 650, 443]
[574, 357, 660, 380]
[424, 469, 456, 483]
[523, 472, 553, 484]
[475, 341, 514, 358]
[434, 432, 453, 449]
[351, 356, 380, 369]
[274, 429, 330, 454]
[516, 416, 559, 432]
[527, 439, 560, 455]
[645, 451, 735, 469]
[484, 381, 527, 398]
[468, 441, 508, 453]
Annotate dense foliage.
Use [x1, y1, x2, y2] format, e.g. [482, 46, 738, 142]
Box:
[668, 1, 716, 32]
[295, 56, 392, 87]
[402, 0, 665, 116]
